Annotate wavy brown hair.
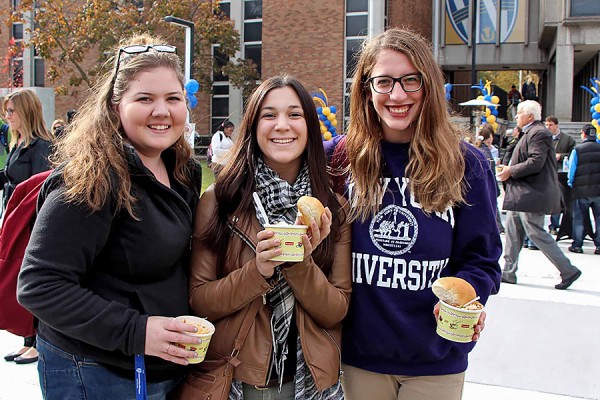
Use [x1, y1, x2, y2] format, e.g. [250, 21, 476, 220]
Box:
[202, 75, 345, 276]
[346, 28, 465, 221]
[2, 89, 53, 149]
[52, 33, 193, 217]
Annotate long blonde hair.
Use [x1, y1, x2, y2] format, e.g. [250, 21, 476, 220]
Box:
[53, 33, 193, 217]
[2, 89, 53, 149]
[346, 28, 465, 221]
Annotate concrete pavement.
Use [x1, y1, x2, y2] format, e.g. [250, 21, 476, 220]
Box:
[1, 232, 598, 399]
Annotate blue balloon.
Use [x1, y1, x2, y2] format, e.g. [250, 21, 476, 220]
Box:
[481, 116, 487, 124]
[591, 106, 597, 114]
[329, 126, 336, 134]
[484, 95, 492, 102]
[319, 114, 327, 121]
[329, 106, 337, 113]
[593, 112, 600, 120]
[188, 96, 198, 109]
[185, 79, 200, 94]
[592, 97, 599, 105]
[492, 108, 498, 117]
[317, 107, 323, 113]
[324, 120, 332, 128]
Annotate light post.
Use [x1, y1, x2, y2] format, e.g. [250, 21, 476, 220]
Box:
[164, 16, 195, 149]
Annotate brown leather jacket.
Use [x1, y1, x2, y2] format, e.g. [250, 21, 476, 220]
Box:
[188, 186, 352, 391]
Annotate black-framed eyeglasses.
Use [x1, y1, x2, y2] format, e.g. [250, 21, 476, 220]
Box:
[366, 74, 423, 94]
[113, 44, 177, 77]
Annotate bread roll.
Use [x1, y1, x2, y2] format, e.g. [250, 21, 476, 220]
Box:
[297, 196, 325, 228]
[431, 277, 476, 307]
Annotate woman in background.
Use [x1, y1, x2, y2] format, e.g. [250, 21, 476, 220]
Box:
[1, 89, 53, 365]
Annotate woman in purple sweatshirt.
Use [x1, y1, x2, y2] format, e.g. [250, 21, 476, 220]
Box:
[335, 28, 502, 400]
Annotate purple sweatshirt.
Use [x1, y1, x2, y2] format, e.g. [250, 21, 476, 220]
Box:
[341, 140, 502, 376]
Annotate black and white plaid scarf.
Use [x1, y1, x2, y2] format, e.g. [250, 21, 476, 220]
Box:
[255, 157, 309, 390]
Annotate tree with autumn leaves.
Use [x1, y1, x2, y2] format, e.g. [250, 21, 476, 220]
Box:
[1, 0, 258, 97]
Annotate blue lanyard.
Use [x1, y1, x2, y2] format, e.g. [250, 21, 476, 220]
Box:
[135, 354, 148, 400]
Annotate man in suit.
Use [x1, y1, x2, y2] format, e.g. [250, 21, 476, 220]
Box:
[545, 116, 576, 235]
[497, 101, 581, 290]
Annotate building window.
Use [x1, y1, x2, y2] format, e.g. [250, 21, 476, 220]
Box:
[244, 0, 262, 78]
[211, 85, 230, 133]
[34, 58, 45, 86]
[12, 23, 23, 40]
[570, 0, 600, 17]
[343, 0, 369, 124]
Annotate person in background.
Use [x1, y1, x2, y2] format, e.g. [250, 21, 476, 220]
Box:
[0, 89, 53, 365]
[545, 115, 576, 235]
[566, 124, 600, 255]
[507, 84, 522, 121]
[475, 124, 504, 234]
[53, 109, 78, 139]
[17, 33, 202, 399]
[188, 75, 350, 399]
[497, 101, 581, 290]
[51, 118, 65, 136]
[209, 120, 235, 175]
[334, 28, 501, 400]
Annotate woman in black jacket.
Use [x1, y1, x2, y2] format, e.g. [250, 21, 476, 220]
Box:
[17, 33, 202, 400]
[1, 89, 53, 364]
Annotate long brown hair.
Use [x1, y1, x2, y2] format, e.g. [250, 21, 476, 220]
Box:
[52, 33, 194, 217]
[202, 75, 344, 275]
[346, 28, 465, 221]
[2, 89, 53, 149]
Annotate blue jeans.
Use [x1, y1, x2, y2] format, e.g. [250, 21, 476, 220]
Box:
[549, 213, 561, 231]
[37, 336, 180, 400]
[572, 196, 600, 247]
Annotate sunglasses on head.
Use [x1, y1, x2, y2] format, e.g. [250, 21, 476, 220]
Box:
[113, 44, 177, 78]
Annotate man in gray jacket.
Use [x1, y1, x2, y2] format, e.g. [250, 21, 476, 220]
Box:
[496, 101, 581, 290]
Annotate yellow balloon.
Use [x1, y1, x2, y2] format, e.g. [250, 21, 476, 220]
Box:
[593, 119, 599, 128]
[477, 95, 484, 101]
[327, 113, 336, 121]
[595, 104, 600, 113]
[492, 122, 498, 131]
[487, 115, 496, 123]
[323, 131, 332, 141]
[485, 108, 491, 117]
[491, 96, 500, 104]
[331, 119, 338, 127]
[320, 125, 327, 134]
[322, 107, 331, 116]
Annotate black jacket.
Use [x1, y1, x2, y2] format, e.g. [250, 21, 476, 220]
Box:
[17, 145, 201, 380]
[571, 139, 600, 198]
[1, 138, 52, 208]
[502, 121, 561, 214]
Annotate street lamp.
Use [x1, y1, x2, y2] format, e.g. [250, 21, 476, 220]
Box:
[164, 16, 195, 149]
[164, 16, 194, 82]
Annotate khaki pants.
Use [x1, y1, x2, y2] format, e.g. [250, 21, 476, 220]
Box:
[341, 363, 465, 400]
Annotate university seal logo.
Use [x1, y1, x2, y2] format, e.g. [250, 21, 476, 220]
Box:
[446, 0, 518, 44]
[370, 205, 418, 256]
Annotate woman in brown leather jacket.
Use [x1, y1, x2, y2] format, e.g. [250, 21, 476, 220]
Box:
[189, 75, 351, 399]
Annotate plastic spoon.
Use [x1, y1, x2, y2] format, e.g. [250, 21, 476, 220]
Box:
[253, 192, 270, 225]
[462, 296, 481, 308]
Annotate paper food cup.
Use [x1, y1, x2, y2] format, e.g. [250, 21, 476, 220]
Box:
[173, 316, 215, 364]
[436, 301, 483, 343]
[264, 224, 308, 262]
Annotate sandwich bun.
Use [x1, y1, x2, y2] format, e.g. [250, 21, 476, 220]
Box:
[297, 196, 326, 228]
[431, 277, 477, 307]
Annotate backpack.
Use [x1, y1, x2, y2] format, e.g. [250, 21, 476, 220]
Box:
[0, 169, 52, 337]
